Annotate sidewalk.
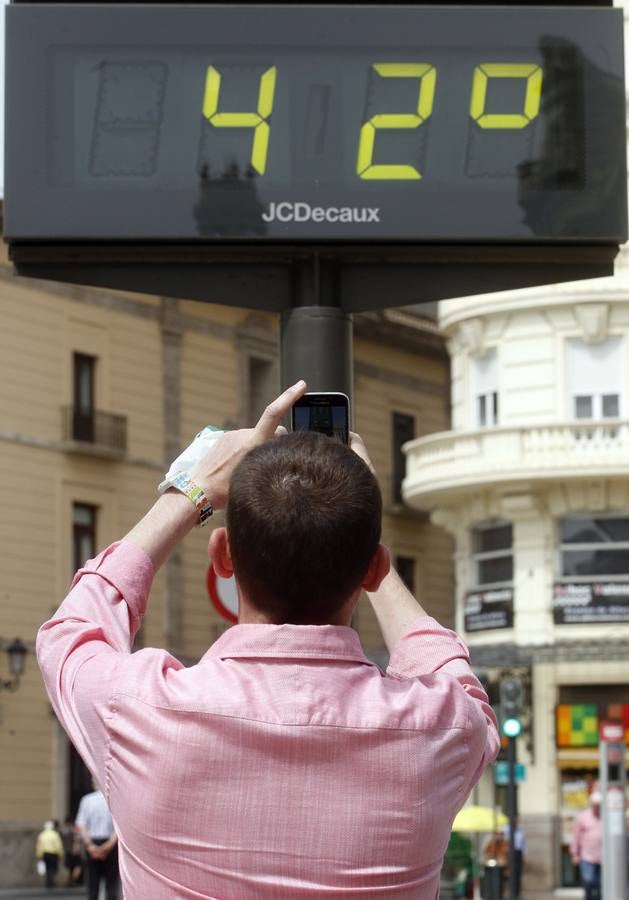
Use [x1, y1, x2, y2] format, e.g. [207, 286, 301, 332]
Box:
[0, 889, 83, 899]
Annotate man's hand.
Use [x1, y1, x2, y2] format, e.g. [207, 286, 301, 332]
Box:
[191, 380, 307, 510]
[124, 380, 307, 570]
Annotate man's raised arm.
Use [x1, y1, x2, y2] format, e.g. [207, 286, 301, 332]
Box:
[350, 432, 500, 792]
[36, 381, 308, 784]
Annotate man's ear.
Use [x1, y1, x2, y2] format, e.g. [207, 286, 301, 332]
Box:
[361, 544, 390, 592]
[208, 527, 233, 579]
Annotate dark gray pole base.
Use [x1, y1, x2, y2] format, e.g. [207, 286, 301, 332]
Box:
[280, 306, 353, 403]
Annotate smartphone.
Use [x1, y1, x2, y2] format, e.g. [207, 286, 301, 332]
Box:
[291, 392, 350, 444]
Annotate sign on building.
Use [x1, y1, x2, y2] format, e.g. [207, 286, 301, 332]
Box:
[556, 703, 629, 748]
[464, 588, 513, 632]
[553, 582, 629, 624]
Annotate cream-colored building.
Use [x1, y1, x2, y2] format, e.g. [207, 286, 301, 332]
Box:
[404, 248, 629, 893]
[0, 231, 453, 886]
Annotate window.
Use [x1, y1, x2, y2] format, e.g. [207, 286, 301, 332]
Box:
[471, 350, 498, 427]
[559, 516, 629, 580]
[72, 503, 97, 572]
[396, 556, 415, 595]
[566, 338, 622, 420]
[73, 353, 96, 441]
[392, 412, 415, 504]
[472, 522, 513, 587]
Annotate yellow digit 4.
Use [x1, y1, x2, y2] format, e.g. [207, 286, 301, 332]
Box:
[356, 63, 436, 181]
[202, 65, 277, 175]
[470, 63, 543, 129]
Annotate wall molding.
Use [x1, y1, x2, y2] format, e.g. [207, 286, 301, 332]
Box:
[0, 430, 162, 469]
[355, 360, 449, 398]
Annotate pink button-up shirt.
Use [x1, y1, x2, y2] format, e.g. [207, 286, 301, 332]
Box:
[37, 541, 499, 899]
[570, 807, 602, 864]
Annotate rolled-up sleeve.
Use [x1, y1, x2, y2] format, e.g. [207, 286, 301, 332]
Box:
[36, 540, 155, 788]
[387, 616, 500, 797]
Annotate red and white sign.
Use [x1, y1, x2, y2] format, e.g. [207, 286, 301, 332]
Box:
[206, 566, 238, 624]
[599, 721, 625, 743]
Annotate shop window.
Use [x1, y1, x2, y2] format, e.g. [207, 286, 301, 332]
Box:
[472, 521, 513, 587]
[396, 556, 415, 595]
[559, 515, 629, 580]
[471, 350, 498, 428]
[566, 337, 622, 420]
[72, 503, 97, 572]
[392, 412, 415, 504]
[557, 686, 629, 888]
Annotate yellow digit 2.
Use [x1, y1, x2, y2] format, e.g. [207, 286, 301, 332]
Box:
[356, 63, 436, 180]
[470, 63, 543, 129]
[202, 65, 277, 175]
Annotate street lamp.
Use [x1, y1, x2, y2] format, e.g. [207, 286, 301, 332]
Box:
[1, 638, 28, 691]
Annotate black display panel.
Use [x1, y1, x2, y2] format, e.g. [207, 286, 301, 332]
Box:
[4, 4, 626, 244]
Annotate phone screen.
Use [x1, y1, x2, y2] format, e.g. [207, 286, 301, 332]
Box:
[292, 393, 350, 444]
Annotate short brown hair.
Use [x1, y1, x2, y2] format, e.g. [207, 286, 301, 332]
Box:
[226, 432, 382, 624]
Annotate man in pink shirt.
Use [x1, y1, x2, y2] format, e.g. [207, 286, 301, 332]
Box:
[571, 788, 602, 900]
[37, 381, 500, 899]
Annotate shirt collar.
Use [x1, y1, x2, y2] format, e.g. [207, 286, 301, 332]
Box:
[203, 623, 377, 666]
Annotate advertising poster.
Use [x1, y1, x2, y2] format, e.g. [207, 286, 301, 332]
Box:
[464, 588, 513, 632]
[553, 582, 629, 624]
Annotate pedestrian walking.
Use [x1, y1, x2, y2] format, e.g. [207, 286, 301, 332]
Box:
[504, 818, 526, 899]
[60, 815, 83, 886]
[75, 785, 119, 900]
[35, 820, 64, 889]
[37, 381, 500, 899]
[571, 785, 602, 900]
[483, 828, 508, 899]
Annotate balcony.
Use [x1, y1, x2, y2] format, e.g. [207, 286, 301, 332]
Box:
[61, 406, 127, 458]
[403, 420, 629, 510]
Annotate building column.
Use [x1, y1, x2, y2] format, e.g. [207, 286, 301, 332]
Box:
[501, 494, 558, 894]
[432, 507, 470, 636]
[501, 493, 554, 646]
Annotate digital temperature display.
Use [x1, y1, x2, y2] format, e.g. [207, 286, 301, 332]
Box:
[4, 4, 626, 244]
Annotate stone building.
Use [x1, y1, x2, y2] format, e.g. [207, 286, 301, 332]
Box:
[404, 247, 629, 893]
[0, 233, 453, 886]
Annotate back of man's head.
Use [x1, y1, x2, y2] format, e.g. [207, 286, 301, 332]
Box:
[226, 431, 382, 624]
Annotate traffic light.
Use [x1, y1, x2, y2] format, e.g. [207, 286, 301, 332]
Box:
[500, 679, 524, 738]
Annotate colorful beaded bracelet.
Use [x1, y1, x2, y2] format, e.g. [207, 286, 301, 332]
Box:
[170, 471, 214, 527]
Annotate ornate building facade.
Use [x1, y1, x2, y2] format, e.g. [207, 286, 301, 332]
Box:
[404, 248, 629, 892]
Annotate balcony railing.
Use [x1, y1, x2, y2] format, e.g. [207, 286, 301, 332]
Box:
[403, 420, 629, 509]
[61, 406, 127, 455]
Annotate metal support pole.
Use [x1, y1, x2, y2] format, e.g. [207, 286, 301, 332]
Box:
[600, 738, 627, 900]
[507, 736, 517, 900]
[280, 306, 353, 399]
[280, 256, 353, 406]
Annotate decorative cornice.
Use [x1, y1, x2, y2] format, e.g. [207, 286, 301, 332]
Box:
[469, 638, 629, 667]
[354, 310, 447, 358]
[1, 259, 449, 358]
[0, 430, 162, 470]
[439, 247, 629, 332]
[456, 317, 485, 355]
[575, 302, 609, 344]
[355, 360, 449, 398]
